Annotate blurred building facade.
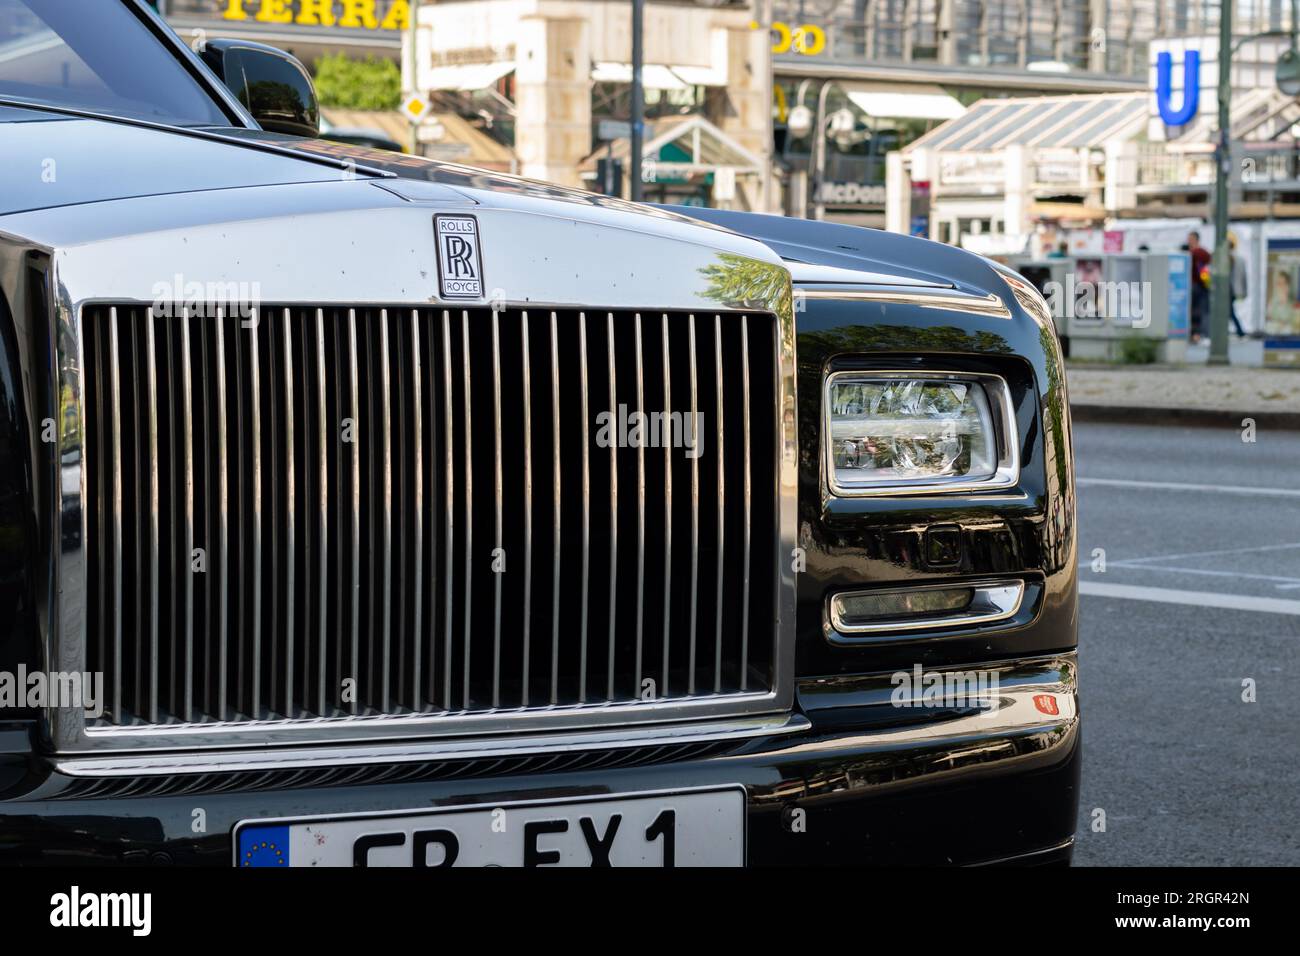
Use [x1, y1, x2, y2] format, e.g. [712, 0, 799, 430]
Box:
[160, 0, 409, 61]
[776, 0, 1300, 225]
[408, 0, 772, 209]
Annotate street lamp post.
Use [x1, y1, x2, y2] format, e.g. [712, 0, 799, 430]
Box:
[407, 0, 419, 155]
[1209, 0, 1234, 365]
[811, 79, 833, 220]
[630, 0, 645, 201]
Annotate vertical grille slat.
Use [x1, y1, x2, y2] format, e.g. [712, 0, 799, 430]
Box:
[440, 310, 454, 710]
[604, 311, 617, 702]
[659, 313, 672, 698]
[81, 305, 779, 732]
[144, 308, 160, 724]
[214, 309, 229, 721]
[281, 308, 295, 718]
[577, 312, 591, 704]
[687, 314, 699, 696]
[180, 310, 194, 722]
[713, 314, 725, 695]
[108, 307, 124, 725]
[248, 309, 262, 717]
[740, 314, 752, 691]
[490, 308, 503, 709]
[548, 310, 561, 706]
[347, 309, 361, 716]
[519, 311, 533, 708]
[314, 308, 329, 717]
[409, 309, 424, 710]
[632, 313, 645, 693]
[379, 309, 393, 712]
[460, 309, 473, 712]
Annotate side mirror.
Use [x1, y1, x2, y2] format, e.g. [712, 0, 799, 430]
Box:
[200, 38, 319, 138]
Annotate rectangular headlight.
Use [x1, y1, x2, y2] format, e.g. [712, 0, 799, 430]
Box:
[824, 371, 1018, 495]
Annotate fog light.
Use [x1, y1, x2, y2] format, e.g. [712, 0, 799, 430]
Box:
[828, 581, 1025, 639]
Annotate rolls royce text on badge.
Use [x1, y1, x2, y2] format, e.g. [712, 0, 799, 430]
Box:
[0, 0, 1078, 866]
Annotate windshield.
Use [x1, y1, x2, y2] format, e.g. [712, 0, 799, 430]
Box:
[0, 0, 229, 126]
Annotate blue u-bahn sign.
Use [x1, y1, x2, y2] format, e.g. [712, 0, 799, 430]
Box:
[1156, 50, 1200, 126]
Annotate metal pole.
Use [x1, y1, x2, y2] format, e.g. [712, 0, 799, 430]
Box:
[407, 0, 420, 155]
[630, 0, 645, 201]
[812, 79, 833, 220]
[1209, 0, 1234, 364]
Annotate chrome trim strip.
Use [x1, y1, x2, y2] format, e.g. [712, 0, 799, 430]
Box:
[739, 314, 751, 691]
[281, 309, 294, 717]
[379, 309, 392, 711]
[659, 312, 672, 698]
[797, 285, 1012, 319]
[57, 713, 811, 777]
[605, 311, 618, 702]
[687, 314, 699, 695]
[315, 308, 328, 715]
[215, 307, 229, 721]
[577, 312, 590, 703]
[108, 307, 123, 725]
[145, 307, 159, 723]
[248, 308, 261, 718]
[490, 307, 503, 708]
[520, 310, 534, 707]
[713, 313, 724, 694]
[460, 309, 473, 710]
[409, 309, 423, 708]
[548, 310, 561, 706]
[347, 309, 360, 716]
[823, 370, 1021, 498]
[441, 310, 453, 710]
[827, 580, 1026, 640]
[633, 312, 645, 692]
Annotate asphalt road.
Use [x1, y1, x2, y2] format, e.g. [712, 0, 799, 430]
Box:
[1071, 421, 1300, 866]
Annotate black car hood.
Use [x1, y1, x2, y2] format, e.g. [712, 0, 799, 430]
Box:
[0, 110, 352, 216]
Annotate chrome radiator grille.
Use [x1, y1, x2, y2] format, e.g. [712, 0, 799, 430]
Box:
[80, 305, 780, 732]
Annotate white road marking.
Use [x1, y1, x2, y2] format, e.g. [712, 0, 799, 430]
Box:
[1079, 581, 1300, 616]
[1077, 477, 1300, 498]
[1100, 563, 1300, 587]
[1115, 541, 1300, 565]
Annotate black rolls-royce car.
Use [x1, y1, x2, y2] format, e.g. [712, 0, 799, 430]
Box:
[0, 0, 1077, 866]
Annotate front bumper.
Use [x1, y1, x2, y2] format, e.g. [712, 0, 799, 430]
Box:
[0, 655, 1077, 865]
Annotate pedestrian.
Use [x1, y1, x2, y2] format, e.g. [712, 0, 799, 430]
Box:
[1228, 232, 1247, 337]
[1187, 230, 1211, 342]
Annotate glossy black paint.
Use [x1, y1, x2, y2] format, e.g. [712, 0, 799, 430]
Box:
[0, 657, 1078, 866]
[666, 207, 1077, 680]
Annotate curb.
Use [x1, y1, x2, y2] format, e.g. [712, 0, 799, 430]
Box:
[1070, 403, 1300, 430]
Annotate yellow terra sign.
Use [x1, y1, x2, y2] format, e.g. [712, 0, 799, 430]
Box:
[222, 0, 409, 30]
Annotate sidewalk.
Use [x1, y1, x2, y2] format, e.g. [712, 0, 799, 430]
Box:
[1067, 364, 1300, 429]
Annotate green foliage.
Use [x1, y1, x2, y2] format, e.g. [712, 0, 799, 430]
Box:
[313, 53, 401, 111]
[1117, 333, 1158, 365]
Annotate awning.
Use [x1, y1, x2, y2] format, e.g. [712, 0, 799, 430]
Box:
[906, 92, 1147, 152]
[424, 61, 514, 92]
[592, 62, 726, 89]
[846, 85, 965, 121]
[579, 114, 762, 176]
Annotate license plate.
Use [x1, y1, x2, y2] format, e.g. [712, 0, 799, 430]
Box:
[234, 787, 745, 867]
